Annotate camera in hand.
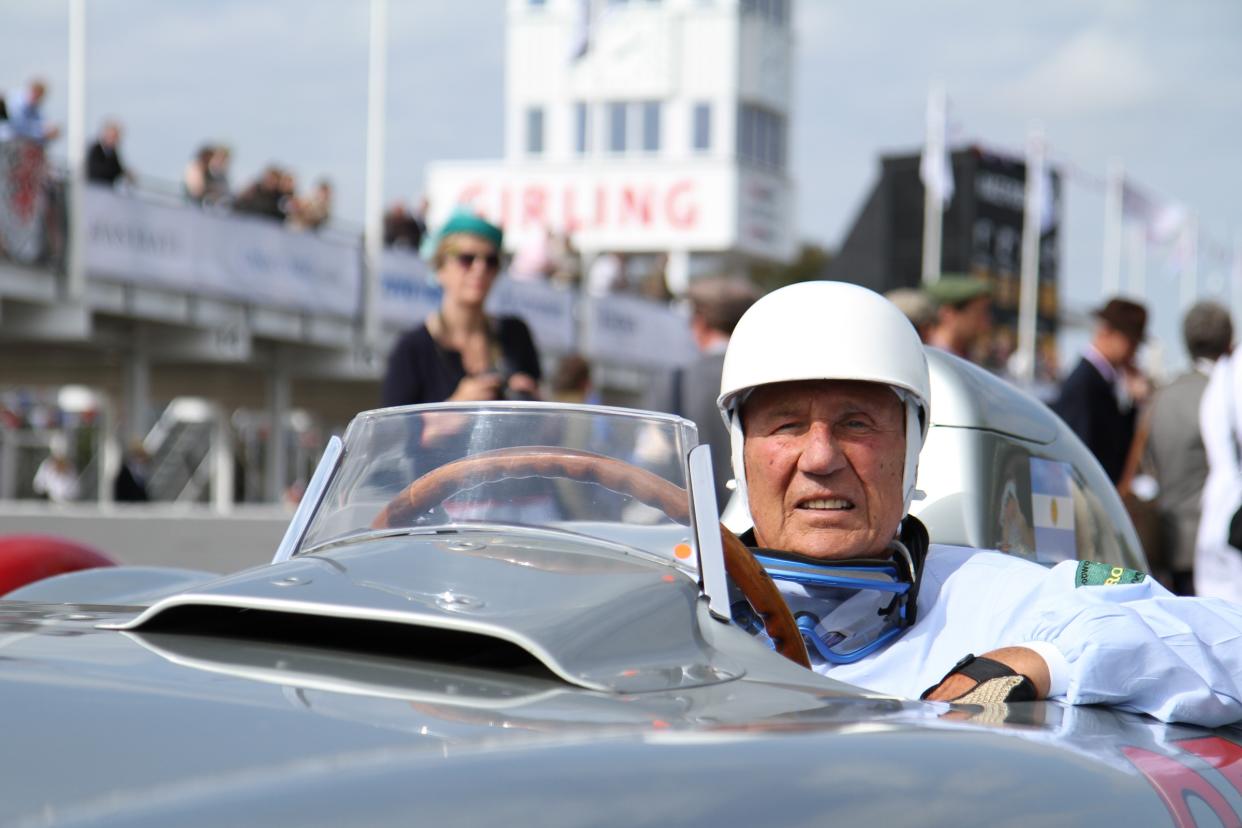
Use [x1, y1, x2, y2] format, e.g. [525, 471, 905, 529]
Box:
[498, 372, 534, 402]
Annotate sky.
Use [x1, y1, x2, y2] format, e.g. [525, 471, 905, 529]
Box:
[3, 0, 1240, 373]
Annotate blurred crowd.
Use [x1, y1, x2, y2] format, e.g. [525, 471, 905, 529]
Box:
[884, 275, 1242, 603]
[0, 76, 337, 234]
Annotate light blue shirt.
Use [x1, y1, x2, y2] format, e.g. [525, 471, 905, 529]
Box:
[800, 545, 1242, 727]
[6, 88, 49, 142]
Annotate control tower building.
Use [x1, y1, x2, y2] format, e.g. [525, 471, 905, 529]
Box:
[426, 0, 797, 291]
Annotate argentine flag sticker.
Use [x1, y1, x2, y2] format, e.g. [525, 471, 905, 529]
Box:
[1030, 458, 1076, 563]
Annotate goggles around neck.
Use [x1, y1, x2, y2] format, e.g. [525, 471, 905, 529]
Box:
[752, 539, 920, 665]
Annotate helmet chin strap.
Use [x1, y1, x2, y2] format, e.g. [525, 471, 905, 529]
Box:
[891, 388, 926, 515]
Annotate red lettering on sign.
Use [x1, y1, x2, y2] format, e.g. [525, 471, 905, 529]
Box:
[1122, 745, 1238, 828]
[498, 187, 512, 229]
[562, 188, 582, 234]
[619, 186, 654, 226]
[1177, 736, 1242, 795]
[521, 186, 547, 228]
[456, 183, 485, 210]
[594, 184, 608, 228]
[666, 180, 698, 230]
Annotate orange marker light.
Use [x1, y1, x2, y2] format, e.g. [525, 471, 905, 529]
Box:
[673, 543, 692, 560]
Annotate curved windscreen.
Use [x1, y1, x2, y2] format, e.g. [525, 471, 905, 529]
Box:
[299, 403, 702, 564]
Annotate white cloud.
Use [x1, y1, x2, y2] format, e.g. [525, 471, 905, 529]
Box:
[1003, 29, 1165, 113]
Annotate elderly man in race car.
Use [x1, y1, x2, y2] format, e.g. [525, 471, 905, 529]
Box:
[719, 281, 1242, 727]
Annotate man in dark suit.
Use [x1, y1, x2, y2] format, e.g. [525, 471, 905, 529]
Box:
[86, 120, 130, 186]
[1053, 298, 1149, 484]
[645, 276, 759, 510]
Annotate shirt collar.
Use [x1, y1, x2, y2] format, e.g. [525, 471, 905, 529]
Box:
[1083, 346, 1118, 383]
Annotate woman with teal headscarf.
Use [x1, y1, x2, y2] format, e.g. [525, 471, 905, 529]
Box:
[381, 209, 541, 407]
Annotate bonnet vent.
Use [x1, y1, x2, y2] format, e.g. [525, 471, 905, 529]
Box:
[129, 602, 560, 681]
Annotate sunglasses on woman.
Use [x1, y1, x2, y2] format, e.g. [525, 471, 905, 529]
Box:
[453, 251, 501, 270]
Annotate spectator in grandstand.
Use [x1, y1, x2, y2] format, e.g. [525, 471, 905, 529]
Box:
[290, 178, 333, 231]
[5, 78, 60, 144]
[925, 274, 993, 361]
[383, 199, 427, 249]
[183, 144, 231, 206]
[382, 208, 540, 407]
[233, 165, 289, 221]
[86, 120, 132, 186]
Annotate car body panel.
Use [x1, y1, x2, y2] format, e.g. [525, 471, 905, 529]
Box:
[1, 598, 1238, 827]
[916, 349, 1145, 569]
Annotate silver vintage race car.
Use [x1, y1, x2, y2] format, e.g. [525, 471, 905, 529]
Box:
[1, 353, 1238, 827]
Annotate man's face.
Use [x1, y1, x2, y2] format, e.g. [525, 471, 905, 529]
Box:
[743, 380, 906, 559]
[1095, 324, 1140, 367]
[947, 296, 992, 347]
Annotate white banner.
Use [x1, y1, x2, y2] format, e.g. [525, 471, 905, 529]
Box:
[81, 189, 700, 369]
[379, 249, 441, 327]
[582, 293, 695, 368]
[487, 278, 577, 353]
[84, 187, 361, 317]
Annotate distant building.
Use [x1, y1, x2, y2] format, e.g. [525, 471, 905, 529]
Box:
[426, 0, 798, 292]
[825, 146, 1062, 377]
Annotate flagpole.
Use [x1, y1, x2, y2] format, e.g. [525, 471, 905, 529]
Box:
[1232, 228, 1242, 334]
[920, 85, 946, 285]
[1016, 125, 1044, 386]
[1128, 224, 1147, 301]
[66, 0, 86, 302]
[1182, 212, 1199, 311]
[362, 0, 388, 349]
[1102, 158, 1123, 298]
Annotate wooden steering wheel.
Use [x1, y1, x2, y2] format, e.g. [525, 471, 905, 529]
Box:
[372, 446, 810, 668]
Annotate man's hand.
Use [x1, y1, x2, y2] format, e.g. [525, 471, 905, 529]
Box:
[922, 646, 1051, 702]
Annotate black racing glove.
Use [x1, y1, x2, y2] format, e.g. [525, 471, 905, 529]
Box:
[920, 653, 1038, 704]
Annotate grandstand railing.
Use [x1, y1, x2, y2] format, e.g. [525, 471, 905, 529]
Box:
[0, 138, 696, 370]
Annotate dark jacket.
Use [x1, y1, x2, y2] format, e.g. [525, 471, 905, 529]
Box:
[87, 141, 125, 185]
[1053, 356, 1136, 484]
[381, 316, 541, 407]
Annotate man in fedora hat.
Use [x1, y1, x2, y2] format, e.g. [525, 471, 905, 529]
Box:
[1053, 297, 1150, 483]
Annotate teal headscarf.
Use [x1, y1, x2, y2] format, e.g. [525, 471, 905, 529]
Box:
[421, 206, 504, 260]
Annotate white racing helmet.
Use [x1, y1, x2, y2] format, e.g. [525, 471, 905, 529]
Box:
[717, 281, 931, 534]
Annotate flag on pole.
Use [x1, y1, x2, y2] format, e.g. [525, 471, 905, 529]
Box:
[920, 92, 954, 206]
[1122, 180, 1187, 244]
[569, 0, 592, 61]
